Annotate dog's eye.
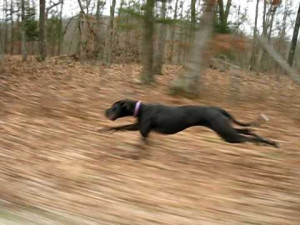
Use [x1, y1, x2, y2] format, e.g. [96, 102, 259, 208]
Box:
[120, 102, 127, 108]
[113, 105, 119, 111]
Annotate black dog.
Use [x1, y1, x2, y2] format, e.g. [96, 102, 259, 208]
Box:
[100, 99, 279, 148]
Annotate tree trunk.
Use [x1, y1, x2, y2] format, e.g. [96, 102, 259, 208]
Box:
[267, 4, 278, 43]
[262, 0, 267, 36]
[288, 3, 300, 66]
[10, 0, 15, 55]
[96, 0, 101, 22]
[153, 0, 167, 75]
[170, 0, 215, 97]
[58, 0, 64, 55]
[39, 0, 46, 61]
[109, 0, 116, 63]
[278, 0, 289, 56]
[104, 0, 116, 65]
[21, 0, 27, 61]
[4, 0, 9, 54]
[0, 35, 4, 72]
[177, 2, 185, 64]
[77, 12, 84, 60]
[217, 0, 232, 33]
[256, 0, 267, 70]
[141, 0, 155, 84]
[224, 0, 231, 22]
[168, 0, 179, 63]
[95, 0, 103, 58]
[118, 0, 125, 17]
[190, 0, 196, 37]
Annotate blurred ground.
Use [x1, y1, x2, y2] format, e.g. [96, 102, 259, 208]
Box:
[0, 57, 300, 224]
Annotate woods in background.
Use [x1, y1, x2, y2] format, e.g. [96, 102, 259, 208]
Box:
[0, 0, 299, 88]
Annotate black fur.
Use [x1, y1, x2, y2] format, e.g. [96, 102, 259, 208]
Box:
[101, 99, 279, 148]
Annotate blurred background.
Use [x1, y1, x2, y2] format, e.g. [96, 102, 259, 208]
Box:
[0, 0, 299, 224]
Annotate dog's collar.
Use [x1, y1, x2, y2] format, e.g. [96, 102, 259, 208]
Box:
[134, 101, 142, 117]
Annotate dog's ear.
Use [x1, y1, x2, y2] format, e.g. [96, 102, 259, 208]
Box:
[120, 101, 131, 111]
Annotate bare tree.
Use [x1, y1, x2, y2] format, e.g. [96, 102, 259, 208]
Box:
[278, 0, 290, 57]
[141, 0, 155, 84]
[250, 0, 259, 71]
[0, 35, 4, 72]
[267, 3, 279, 42]
[96, 0, 105, 25]
[118, 0, 125, 17]
[4, 0, 9, 54]
[104, 0, 117, 65]
[190, 0, 197, 36]
[153, 0, 167, 75]
[288, 3, 300, 66]
[168, 0, 179, 63]
[21, 0, 27, 61]
[170, 0, 215, 96]
[256, 0, 268, 70]
[262, 0, 267, 36]
[77, 11, 84, 60]
[58, 0, 64, 55]
[39, 0, 46, 61]
[259, 0, 281, 70]
[217, 0, 232, 33]
[95, 0, 105, 58]
[40, 0, 62, 59]
[10, 0, 18, 55]
[177, 1, 186, 64]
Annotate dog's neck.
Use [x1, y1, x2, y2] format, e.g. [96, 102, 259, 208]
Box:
[133, 101, 142, 117]
[121, 100, 141, 117]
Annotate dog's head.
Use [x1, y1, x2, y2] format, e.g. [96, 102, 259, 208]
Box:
[105, 99, 136, 121]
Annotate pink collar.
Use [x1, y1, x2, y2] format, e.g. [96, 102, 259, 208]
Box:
[133, 101, 142, 117]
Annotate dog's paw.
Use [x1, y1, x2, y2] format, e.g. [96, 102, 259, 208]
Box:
[97, 127, 113, 133]
[273, 142, 280, 148]
[97, 128, 106, 132]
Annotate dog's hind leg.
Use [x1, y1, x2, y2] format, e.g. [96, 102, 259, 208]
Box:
[235, 128, 279, 148]
[235, 128, 256, 136]
[219, 130, 278, 148]
[210, 118, 250, 143]
[243, 134, 279, 148]
[210, 118, 278, 148]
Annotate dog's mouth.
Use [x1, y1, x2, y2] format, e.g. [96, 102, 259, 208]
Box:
[109, 115, 116, 121]
[106, 112, 117, 121]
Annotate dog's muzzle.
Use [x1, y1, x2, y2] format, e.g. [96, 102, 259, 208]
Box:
[105, 109, 117, 121]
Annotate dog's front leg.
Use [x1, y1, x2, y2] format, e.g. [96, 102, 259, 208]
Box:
[141, 137, 150, 146]
[135, 120, 152, 158]
[139, 119, 151, 139]
[98, 123, 139, 132]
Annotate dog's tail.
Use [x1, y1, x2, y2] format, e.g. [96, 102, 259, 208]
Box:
[218, 108, 269, 127]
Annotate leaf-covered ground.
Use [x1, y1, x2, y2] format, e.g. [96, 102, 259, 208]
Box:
[0, 57, 299, 224]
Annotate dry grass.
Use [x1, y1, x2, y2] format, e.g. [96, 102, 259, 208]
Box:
[0, 57, 299, 224]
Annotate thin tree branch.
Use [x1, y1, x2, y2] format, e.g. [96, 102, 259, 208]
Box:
[46, 0, 62, 16]
[77, 0, 86, 15]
